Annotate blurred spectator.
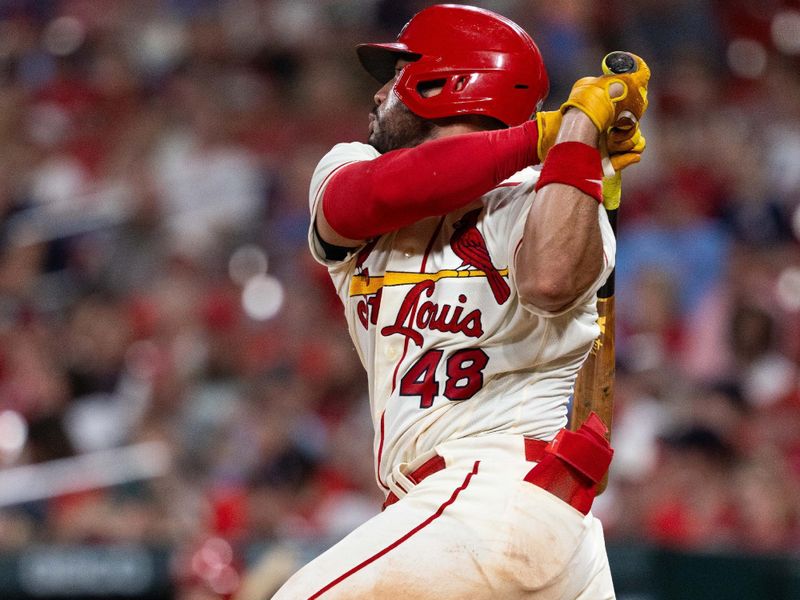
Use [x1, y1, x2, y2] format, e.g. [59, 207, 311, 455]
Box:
[643, 426, 738, 550]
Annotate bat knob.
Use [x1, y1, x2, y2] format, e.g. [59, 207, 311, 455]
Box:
[602, 52, 637, 75]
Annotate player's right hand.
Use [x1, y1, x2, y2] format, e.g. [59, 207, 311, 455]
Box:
[535, 109, 561, 162]
[607, 125, 646, 171]
[560, 53, 650, 134]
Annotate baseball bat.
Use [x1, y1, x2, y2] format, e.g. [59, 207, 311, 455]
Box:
[570, 52, 637, 493]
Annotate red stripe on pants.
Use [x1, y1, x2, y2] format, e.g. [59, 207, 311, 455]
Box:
[308, 461, 481, 599]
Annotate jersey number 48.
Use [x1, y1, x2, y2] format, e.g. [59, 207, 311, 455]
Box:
[399, 348, 489, 409]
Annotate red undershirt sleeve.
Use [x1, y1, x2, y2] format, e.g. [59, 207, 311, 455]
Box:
[321, 120, 540, 240]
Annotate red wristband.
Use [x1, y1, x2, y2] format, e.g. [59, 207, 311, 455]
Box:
[534, 141, 603, 203]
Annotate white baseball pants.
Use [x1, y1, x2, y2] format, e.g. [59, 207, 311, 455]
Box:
[271, 435, 615, 599]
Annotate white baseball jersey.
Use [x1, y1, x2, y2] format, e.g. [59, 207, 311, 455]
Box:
[308, 141, 615, 496]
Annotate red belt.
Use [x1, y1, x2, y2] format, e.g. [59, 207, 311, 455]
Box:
[382, 438, 548, 510]
[382, 414, 614, 515]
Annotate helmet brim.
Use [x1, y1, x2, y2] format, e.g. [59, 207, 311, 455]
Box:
[356, 43, 422, 84]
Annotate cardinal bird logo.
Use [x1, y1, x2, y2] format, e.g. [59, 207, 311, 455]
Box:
[450, 208, 510, 305]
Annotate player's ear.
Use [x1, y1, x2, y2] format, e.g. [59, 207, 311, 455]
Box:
[417, 78, 445, 98]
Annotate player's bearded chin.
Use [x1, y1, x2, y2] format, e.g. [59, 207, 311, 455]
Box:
[368, 99, 434, 154]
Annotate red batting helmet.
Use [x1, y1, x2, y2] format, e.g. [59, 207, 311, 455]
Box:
[357, 4, 549, 127]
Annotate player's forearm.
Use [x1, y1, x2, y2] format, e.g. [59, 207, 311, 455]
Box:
[320, 122, 540, 243]
[515, 111, 604, 312]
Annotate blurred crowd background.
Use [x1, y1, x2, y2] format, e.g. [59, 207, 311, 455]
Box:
[0, 0, 799, 597]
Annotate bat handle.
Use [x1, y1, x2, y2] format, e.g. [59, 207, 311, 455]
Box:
[600, 51, 638, 176]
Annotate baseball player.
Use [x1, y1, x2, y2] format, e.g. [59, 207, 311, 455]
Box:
[272, 5, 649, 599]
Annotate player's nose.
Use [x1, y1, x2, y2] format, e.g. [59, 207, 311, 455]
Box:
[374, 78, 392, 106]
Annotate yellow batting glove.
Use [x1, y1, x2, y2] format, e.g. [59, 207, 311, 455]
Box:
[535, 110, 562, 163]
[537, 111, 646, 171]
[560, 53, 650, 134]
[607, 126, 646, 172]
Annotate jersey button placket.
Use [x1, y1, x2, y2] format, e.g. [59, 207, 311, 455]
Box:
[385, 344, 400, 360]
[372, 246, 403, 398]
